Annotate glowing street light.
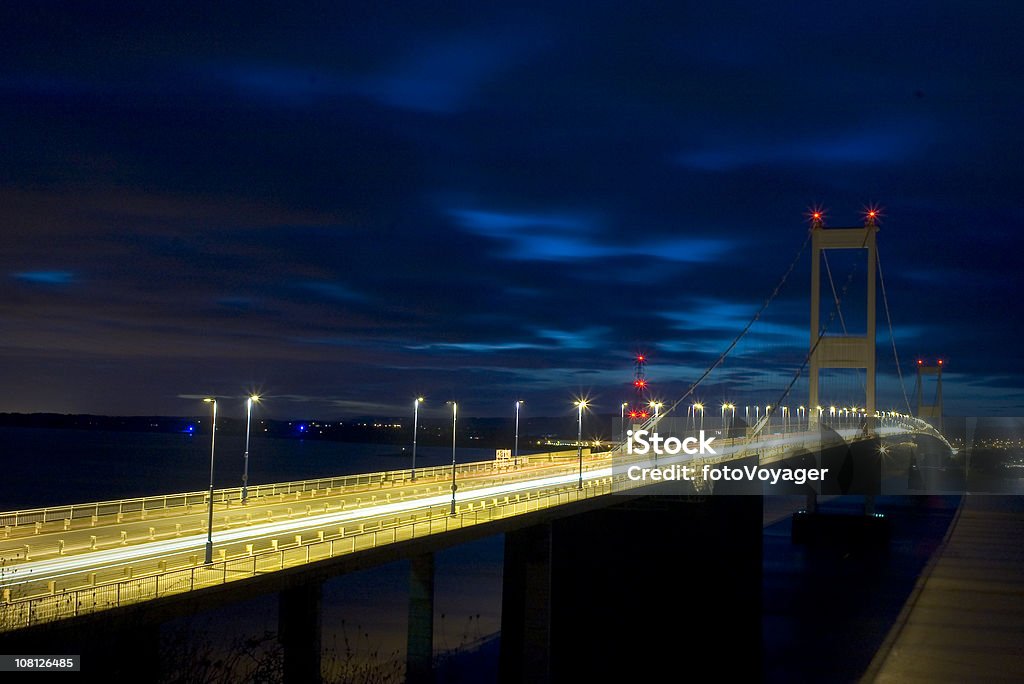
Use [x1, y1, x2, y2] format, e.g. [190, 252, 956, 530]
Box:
[514, 400, 524, 467]
[693, 403, 705, 431]
[575, 399, 589, 489]
[411, 397, 424, 480]
[202, 398, 217, 564]
[721, 403, 735, 430]
[649, 400, 663, 419]
[241, 394, 260, 503]
[620, 402, 628, 443]
[448, 401, 458, 516]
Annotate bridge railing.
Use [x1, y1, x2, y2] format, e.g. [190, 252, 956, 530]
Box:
[0, 455, 617, 631]
[0, 449, 585, 529]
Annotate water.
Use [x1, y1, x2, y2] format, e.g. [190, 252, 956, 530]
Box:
[0, 426, 496, 510]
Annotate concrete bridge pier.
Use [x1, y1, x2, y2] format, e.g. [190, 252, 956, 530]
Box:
[499, 522, 553, 683]
[279, 580, 323, 684]
[500, 495, 762, 682]
[406, 552, 436, 684]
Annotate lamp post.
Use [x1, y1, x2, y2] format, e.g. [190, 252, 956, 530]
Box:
[411, 397, 424, 480]
[241, 394, 259, 503]
[448, 401, 457, 516]
[514, 400, 523, 467]
[575, 399, 588, 489]
[202, 398, 217, 564]
[649, 400, 663, 420]
[620, 402, 627, 444]
[694, 402, 704, 432]
[722, 403, 735, 432]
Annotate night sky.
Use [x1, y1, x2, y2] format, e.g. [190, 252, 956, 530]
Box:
[2, 2, 1022, 420]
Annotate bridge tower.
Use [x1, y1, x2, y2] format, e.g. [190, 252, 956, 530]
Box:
[915, 359, 944, 432]
[808, 210, 878, 426]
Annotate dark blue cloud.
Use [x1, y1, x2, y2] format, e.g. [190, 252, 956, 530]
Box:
[0, 1, 1021, 417]
[12, 271, 75, 285]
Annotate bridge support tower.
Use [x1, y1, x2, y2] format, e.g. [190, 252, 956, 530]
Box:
[807, 211, 879, 517]
[915, 359, 944, 433]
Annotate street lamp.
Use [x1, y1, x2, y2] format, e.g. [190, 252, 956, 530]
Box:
[448, 401, 458, 516]
[693, 402, 704, 431]
[202, 398, 217, 564]
[411, 397, 424, 480]
[241, 394, 259, 503]
[620, 402, 628, 444]
[649, 400, 663, 419]
[575, 399, 589, 489]
[514, 400, 523, 467]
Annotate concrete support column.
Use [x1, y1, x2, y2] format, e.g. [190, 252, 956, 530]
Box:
[406, 553, 435, 684]
[279, 581, 323, 684]
[549, 495, 762, 681]
[499, 523, 552, 684]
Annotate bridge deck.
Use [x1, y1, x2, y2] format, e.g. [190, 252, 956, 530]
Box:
[864, 495, 1024, 682]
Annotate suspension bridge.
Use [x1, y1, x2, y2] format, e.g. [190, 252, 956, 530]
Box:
[0, 213, 967, 682]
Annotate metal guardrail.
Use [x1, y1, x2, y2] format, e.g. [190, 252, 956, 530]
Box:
[0, 456, 616, 631]
[0, 450, 584, 529]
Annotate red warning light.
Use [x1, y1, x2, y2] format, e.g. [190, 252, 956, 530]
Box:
[628, 411, 639, 419]
[938, 359, 943, 365]
[634, 379, 648, 389]
[812, 212, 822, 220]
[637, 355, 645, 362]
[917, 359, 923, 365]
[639, 411, 649, 419]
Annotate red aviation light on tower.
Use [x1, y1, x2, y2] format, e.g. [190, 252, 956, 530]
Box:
[917, 359, 923, 365]
[634, 378, 648, 389]
[937, 359, 943, 366]
[807, 206, 826, 227]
